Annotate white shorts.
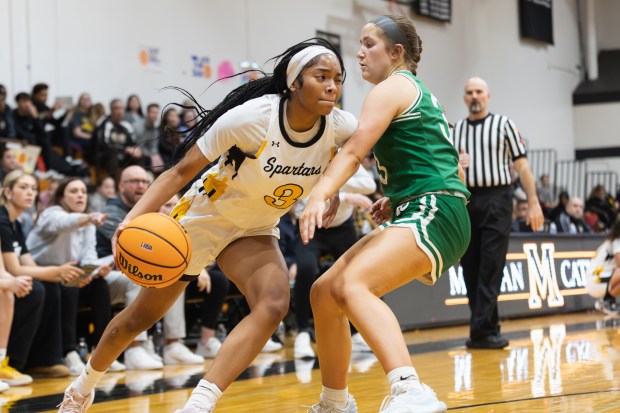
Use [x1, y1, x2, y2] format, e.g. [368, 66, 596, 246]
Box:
[177, 197, 280, 276]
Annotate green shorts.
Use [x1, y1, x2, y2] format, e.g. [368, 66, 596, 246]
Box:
[379, 192, 471, 285]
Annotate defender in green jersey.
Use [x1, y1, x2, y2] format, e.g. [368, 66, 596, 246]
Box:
[373, 69, 469, 207]
[300, 14, 469, 413]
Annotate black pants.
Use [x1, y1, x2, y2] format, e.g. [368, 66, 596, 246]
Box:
[60, 285, 80, 355]
[185, 265, 230, 330]
[294, 217, 359, 332]
[8, 281, 63, 370]
[460, 186, 513, 340]
[77, 278, 113, 350]
[7, 281, 45, 370]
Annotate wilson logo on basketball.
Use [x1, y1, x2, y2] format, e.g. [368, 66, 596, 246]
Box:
[140, 242, 153, 251]
[118, 252, 163, 282]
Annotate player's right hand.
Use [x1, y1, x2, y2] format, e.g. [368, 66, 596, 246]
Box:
[299, 195, 327, 245]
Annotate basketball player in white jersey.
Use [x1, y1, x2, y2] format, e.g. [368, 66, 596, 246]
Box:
[58, 38, 357, 413]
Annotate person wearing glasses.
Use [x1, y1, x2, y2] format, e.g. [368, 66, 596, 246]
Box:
[95, 165, 204, 371]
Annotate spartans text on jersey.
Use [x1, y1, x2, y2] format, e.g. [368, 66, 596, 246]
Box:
[263, 157, 322, 179]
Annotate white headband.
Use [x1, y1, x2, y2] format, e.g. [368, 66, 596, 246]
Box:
[286, 45, 337, 89]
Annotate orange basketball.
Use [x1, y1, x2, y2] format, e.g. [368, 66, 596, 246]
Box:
[116, 212, 192, 288]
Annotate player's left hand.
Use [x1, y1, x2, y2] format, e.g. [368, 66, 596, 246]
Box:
[370, 197, 391, 224]
[527, 201, 545, 231]
[299, 195, 327, 245]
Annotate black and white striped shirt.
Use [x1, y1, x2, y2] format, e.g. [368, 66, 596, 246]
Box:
[453, 113, 527, 188]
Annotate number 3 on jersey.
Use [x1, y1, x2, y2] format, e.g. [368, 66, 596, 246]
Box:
[375, 156, 388, 185]
[264, 184, 304, 209]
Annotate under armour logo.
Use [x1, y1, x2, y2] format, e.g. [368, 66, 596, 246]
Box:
[395, 202, 409, 217]
[272, 141, 280, 147]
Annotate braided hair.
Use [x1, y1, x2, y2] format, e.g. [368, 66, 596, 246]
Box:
[167, 37, 344, 165]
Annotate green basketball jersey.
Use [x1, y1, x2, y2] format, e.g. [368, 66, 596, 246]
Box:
[373, 70, 470, 206]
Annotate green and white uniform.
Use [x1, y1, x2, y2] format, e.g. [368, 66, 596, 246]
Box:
[377, 71, 471, 285]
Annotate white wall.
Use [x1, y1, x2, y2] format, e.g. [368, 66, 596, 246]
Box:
[1, 0, 583, 160]
[594, 0, 620, 50]
[574, 102, 620, 149]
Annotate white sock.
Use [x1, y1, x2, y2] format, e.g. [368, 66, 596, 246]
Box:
[387, 366, 423, 393]
[320, 385, 349, 409]
[185, 379, 222, 409]
[72, 359, 107, 396]
[0, 348, 6, 362]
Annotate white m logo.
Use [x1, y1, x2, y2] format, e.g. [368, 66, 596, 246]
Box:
[523, 243, 564, 309]
[524, 243, 564, 309]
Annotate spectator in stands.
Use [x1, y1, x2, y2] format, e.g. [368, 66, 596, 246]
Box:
[123, 94, 145, 137]
[31, 83, 71, 159]
[13, 92, 44, 146]
[536, 174, 554, 216]
[97, 166, 203, 369]
[88, 102, 106, 129]
[190, 263, 230, 358]
[0, 85, 16, 139]
[0, 170, 79, 378]
[158, 107, 182, 167]
[37, 177, 61, 211]
[511, 199, 533, 233]
[361, 151, 383, 201]
[586, 185, 616, 231]
[554, 196, 591, 234]
[178, 106, 198, 140]
[0, 252, 35, 388]
[0, 145, 21, 184]
[88, 176, 116, 213]
[26, 177, 125, 374]
[69, 93, 94, 154]
[278, 210, 298, 281]
[138, 103, 164, 172]
[550, 190, 569, 221]
[90, 99, 141, 180]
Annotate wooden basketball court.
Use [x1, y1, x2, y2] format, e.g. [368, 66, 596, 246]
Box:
[3, 311, 619, 412]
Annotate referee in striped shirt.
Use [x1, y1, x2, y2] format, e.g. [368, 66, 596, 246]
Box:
[453, 77, 544, 349]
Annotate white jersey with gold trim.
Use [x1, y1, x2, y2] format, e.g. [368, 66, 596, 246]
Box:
[179, 94, 356, 229]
